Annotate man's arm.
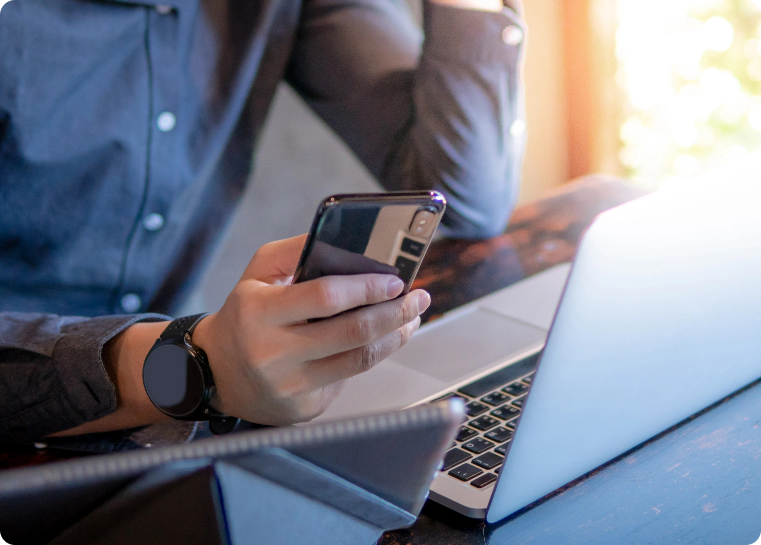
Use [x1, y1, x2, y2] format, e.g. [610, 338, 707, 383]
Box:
[0, 313, 169, 442]
[45, 320, 172, 438]
[286, 0, 526, 238]
[1, 236, 429, 441]
[430, 0, 503, 14]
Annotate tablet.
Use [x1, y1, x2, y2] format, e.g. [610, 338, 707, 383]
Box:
[0, 400, 462, 544]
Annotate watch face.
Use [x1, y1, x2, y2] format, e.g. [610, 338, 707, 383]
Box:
[143, 344, 205, 417]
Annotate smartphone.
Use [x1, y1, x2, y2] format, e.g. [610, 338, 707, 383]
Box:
[293, 191, 447, 293]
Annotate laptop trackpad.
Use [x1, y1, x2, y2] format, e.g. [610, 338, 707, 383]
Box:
[391, 309, 547, 383]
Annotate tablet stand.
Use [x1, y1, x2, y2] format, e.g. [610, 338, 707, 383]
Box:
[48, 448, 416, 545]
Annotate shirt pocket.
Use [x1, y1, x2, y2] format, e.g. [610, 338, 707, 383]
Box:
[2, 0, 149, 160]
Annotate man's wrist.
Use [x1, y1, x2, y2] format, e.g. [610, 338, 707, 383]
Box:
[104, 321, 172, 424]
[49, 320, 171, 437]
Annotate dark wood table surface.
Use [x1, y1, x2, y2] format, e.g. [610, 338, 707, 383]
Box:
[411, 175, 647, 325]
[5, 176, 761, 544]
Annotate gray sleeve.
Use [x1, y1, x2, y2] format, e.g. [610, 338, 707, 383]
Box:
[286, 0, 527, 238]
[0, 312, 168, 443]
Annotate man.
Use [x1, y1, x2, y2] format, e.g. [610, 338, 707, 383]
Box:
[0, 0, 526, 446]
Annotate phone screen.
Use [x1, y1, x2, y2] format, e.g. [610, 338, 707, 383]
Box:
[294, 193, 445, 290]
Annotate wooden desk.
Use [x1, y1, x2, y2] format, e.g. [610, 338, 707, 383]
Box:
[380, 176, 761, 545]
[412, 175, 646, 325]
[5, 177, 760, 544]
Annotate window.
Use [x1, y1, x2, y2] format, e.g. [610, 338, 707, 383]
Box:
[617, 0, 761, 186]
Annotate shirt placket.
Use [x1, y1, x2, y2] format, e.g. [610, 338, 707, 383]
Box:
[118, 4, 182, 314]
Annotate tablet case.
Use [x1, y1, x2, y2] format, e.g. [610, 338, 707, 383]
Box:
[0, 401, 463, 545]
[50, 449, 415, 545]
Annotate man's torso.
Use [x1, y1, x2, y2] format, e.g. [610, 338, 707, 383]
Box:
[0, 0, 299, 316]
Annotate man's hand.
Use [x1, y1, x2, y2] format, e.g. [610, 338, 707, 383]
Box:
[54, 234, 428, 436]
[193, 234, 428, 425]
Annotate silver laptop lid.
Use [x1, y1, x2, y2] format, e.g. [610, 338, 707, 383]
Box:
[488, 159, 761, 522]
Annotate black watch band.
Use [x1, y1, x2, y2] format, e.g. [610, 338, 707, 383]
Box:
[159, 313, 208, 340]
[143, 314, 239, 435]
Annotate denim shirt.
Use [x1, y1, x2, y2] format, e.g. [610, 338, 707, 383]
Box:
[0, 0, 526, 444]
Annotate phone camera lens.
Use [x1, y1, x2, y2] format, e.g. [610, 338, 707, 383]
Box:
[410, 210, 436, 237]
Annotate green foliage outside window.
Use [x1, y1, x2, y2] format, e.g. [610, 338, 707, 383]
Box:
[617, 0, 761, 186]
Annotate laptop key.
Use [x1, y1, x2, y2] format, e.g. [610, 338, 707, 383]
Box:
[456, 426, 479, 442]
[494, 443, 508, 455]
[457, 352, 541, 397]
[466, 401, 489, 417]
[472, 452, 504, 470]
[503, 381, 529, 396]
[523, 375, 533, 384]
[462, 437, 495, 454]
[470, 472, 498, 488]
[470, 415, 499, 431]
[442, 448, 472, 471]
[511, 395, 527, 408]
[491, 406, 520, 421]
[505, 419, 518, 429]
[485, 426, 513, 443]
[481, 391, 509, 406]
[448, 463, 483, 482]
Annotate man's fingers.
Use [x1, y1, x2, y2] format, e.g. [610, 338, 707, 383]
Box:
[293, 289, 429, 360]
[268, 274, 407, 324]
[303, 317, 422, 389]
[240, 234, 308, 282]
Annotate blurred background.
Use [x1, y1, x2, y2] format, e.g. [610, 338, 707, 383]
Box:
[183, 0, 760, 313]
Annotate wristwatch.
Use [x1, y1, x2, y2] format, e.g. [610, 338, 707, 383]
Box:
[142, 313, 239, 435]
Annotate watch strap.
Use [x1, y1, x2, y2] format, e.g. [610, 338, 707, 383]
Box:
[159, 313, 208, 341]
[209, 414, 240, 435]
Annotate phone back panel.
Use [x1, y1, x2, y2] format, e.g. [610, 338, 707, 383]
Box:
[294, 192, 446, 291]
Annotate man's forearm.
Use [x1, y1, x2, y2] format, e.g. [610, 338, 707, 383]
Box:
[0, 312, 170, 442]
[429, 0, 504, 13]
[50, 321, 171, 437]
[287, 0, 526, 239]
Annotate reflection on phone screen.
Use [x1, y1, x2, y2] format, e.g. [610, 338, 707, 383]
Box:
[299, 203, 438, 286]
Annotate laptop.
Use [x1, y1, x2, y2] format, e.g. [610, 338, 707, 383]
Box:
[313, 157, 761, 522]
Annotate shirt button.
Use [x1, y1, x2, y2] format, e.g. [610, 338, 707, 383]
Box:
[155, 4, 173, 14]
[510, 119, 526, 137]
[157, 111, 176, 132]
[143, 213, 165, 231]
[121, 293, 142, 313]
[502, 25, 524, 46]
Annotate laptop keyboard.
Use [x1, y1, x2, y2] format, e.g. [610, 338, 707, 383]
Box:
[435, 351, 541, 490]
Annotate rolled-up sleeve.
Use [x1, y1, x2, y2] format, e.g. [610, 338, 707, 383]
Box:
[0, 312, 168, 443]
[286, 0, 527, 238]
